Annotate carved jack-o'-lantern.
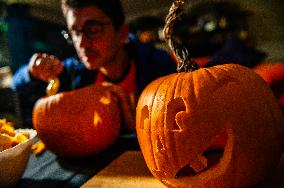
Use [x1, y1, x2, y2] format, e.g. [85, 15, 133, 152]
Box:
[33, 84, 121, 157]
[136, 64, 284, 187]
[136, 1, 284, 187]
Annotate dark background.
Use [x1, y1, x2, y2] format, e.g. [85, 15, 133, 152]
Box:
[0, 0, 283, 72]
[0, 0, 283, 125]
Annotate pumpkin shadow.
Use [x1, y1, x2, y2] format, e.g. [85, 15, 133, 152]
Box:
[56, 133, 140, 172]
[255, 162, 284, 188]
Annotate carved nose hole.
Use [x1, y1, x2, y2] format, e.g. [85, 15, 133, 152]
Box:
[140, 105, 149, 129]
[174, 129, 228, 178]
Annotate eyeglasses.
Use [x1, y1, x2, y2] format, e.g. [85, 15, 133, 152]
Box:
[61, 20, 112, 44]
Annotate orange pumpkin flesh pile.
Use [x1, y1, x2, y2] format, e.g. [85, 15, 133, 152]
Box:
[136, 64, 284, 187]
[33, 84, 121, 157]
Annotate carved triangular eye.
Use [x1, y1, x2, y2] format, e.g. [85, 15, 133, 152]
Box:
[140, 105, 150, 130]
[166, 97, 186, 132]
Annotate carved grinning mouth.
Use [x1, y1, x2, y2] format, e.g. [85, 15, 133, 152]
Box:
[175, 129, 228, 178]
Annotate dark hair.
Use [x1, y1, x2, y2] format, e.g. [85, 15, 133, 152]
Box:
[62, 0, 125, 30]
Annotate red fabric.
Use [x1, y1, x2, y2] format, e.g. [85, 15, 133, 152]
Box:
[253, 62, 284, 106]
[95, 62, 136, 95]
[253, 63, 284, 85]
[96, 62, 137, 131]
[194, 56, 210, 68]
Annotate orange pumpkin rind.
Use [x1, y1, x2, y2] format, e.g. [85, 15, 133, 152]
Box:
[136, 64, 284, 188]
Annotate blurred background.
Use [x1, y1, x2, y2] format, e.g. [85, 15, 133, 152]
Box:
[0, 0, 283, 71]
[0, 0, 283, 123]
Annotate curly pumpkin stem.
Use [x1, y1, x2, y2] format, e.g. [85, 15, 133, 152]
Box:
[163, 0, 199, 72]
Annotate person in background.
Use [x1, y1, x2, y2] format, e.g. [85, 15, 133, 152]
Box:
[11, 0, 176, 129]
[171, 1, 266, 68]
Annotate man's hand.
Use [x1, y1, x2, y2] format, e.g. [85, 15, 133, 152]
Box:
[29, 53, 63, 82]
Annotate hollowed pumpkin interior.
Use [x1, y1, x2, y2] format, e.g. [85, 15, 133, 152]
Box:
[175, 129, 228, 178]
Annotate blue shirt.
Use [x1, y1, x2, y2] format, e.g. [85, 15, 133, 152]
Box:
[11, 37, 177, 127]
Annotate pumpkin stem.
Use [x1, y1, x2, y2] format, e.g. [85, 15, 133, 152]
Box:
[163, 0, 199, 72]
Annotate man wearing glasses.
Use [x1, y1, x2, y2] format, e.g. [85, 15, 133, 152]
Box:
[11, 0, 176, 130]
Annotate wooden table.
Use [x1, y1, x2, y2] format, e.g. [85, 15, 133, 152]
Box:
[81, 151, 165, 188]
[82, 151, 284, 188]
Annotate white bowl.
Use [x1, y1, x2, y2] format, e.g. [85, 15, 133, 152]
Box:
[0, 129, 37, 187]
